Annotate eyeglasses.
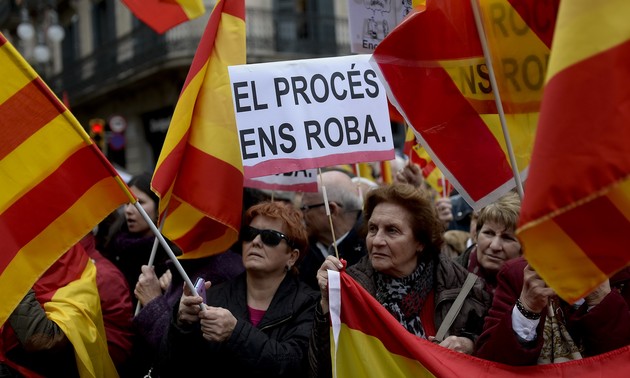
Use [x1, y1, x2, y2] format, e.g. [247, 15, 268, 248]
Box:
[241, 226, 294, 248]
[299, 202, 327, 212]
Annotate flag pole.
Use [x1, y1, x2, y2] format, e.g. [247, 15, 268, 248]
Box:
[404, 123, 418, 179]
[470, 0, 525, 200]
[319, 168, 340, 260]
[134, 203, 206, 311]
[134, 211, 166, 316]
[354, 163, 364, 203]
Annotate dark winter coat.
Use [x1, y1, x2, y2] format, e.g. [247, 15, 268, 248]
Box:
[158, 272, 319, 377]
[474, 257, 630, 365]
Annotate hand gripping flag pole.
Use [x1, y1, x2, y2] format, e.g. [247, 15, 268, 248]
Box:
[134, 202, 207, 311]
[134, 211, 166, 316]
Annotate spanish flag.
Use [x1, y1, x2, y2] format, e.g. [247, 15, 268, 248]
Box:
[0, 33, 134, 329]
[518, 0, 630, 303]
[122, 0, 206, 34]
[328, 270, 630, 377]
[402, 125, 417, 161]
[1, 244, 118, 377]
[152, 0, 246, 259]
[412, 144, 453, 197]
[372, 0, 557, 209]
[403, 127, 453, 196]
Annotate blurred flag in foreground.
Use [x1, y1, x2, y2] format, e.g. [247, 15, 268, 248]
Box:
[0, 32, 131, 375]
[518, 0, 630, 303]
[122, 0, 205, 34]
[372, 0, 556, 209]
[1, 244, 117, 376]
[328, 270, 630, 377]
[0, 32, 134, 326]
[152, 0, 246, 259]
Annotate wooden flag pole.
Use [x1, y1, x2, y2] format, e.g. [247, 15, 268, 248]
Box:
[470, 0, 525, 200]
[134, 202, 206, 311]
[319, 168, 340, 260]
[354, 163, 364, 203]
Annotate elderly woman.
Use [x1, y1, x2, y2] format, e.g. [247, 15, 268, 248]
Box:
[158, 201, 319, 377]
[457, 191, 522, 293]
[309, 184, 491, 377]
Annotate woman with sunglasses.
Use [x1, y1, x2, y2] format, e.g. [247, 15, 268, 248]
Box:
[158, 201, 319, 377]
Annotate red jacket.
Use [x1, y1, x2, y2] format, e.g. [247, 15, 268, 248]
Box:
[474, 257, 630, 365]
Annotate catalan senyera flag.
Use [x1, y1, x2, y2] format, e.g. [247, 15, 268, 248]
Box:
[1, 244, 118, 377]
[372, 0, 558, 209]
[328, 270, 630, 377]
[122, 0, 206, 34]
[152, 0, 245, 259]
[517, 0, 630, 303]
[0, 32, 134, 327]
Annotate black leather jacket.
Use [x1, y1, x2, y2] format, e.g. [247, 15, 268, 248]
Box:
[158, 272, 319, 377]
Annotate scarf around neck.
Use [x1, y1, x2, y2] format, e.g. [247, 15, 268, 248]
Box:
[375, 258, 435, 338]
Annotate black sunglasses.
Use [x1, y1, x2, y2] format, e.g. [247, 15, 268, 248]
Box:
[242, 226, 294, 248]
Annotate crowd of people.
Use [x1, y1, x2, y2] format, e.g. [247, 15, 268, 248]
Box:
[2, 163, 629, 377]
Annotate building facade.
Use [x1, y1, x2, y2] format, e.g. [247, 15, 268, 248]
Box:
[2, 0, 404, 176]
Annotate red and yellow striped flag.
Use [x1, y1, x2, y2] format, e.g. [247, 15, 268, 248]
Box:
[122, 0, 206, 34]
[0, 33, 134, 329]
[518, 0, 630, 303]
[0, 244, 118, 376]
[412, 144, 453, 197]
[372, 0, 557, 209]
[152, 0, 245, 259]
[402, 125, 417, 161]
[403, 128, 453, 196]
[329, 270, 630, 377]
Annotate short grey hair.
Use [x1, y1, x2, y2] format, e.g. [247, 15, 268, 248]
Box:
[325, 181, 362, 212]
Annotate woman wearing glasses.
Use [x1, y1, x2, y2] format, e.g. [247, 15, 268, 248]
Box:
[158, 201, 319, 377]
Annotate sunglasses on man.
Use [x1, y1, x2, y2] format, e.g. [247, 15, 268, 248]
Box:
[241, 226, 294, 249]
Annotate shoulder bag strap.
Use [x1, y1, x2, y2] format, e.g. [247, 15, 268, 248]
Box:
[434, 272, 478, 343]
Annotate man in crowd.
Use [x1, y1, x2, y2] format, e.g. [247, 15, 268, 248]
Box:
[298, 169, 366, 290]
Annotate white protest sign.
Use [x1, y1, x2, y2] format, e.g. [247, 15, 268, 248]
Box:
[228, 54, 394, 179]
[347, 0, 415, 54]
[246, 169, 318, 193]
